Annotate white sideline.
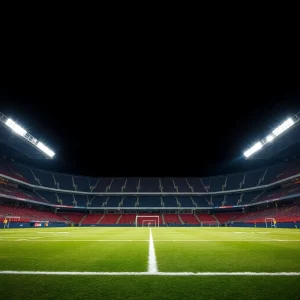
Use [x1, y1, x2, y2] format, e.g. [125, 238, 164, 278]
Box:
[148, 228, 158, 273]
[1, 271, 300, 276]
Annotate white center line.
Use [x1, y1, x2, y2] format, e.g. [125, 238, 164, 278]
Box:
[148, 228, 158, 273]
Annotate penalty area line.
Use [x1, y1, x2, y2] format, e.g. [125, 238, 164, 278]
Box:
[1, 271, 300, 276]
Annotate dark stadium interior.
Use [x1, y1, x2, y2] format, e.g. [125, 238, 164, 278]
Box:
[1, 86, 300, 300]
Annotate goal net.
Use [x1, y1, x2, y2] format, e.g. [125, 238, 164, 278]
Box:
[135, 215, 160, 227]
[265, 218, 276, 228]
[201, 221, 220, 227]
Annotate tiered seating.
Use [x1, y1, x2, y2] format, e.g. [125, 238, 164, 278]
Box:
[110, 178, 125, 192]
[209, 176, 226, 192]
[180, 214, 200, 224]
[0, 185, 47, 203]
[192, 196, 210, 207]
[118, 214, 136, 224]
[186, 178, 207, 192]
[98, 214, 120, 224]
[61, 213, 85, 224]
[139, 196, 161, 207]
[173, 178, 191, 192]
[214, 213, 240, 224]
[0, 204, 65, 222]
[197, 213, 216, 222]
[225, 173, 244, 191]
[161, 178, 176, 192]
[81, 214, 104, 224]
[163, 214, 181, 224]
[122, 178, 138, 192]
[0, 159, 29, 183]
[177, 196, 195, 207]
[139, 178, 160, 192]
[163, 196, 178, 207]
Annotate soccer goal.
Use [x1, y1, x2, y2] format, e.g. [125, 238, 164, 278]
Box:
[201, 221, 220, 227]
[135, 215, 160, 227]
[265, 218, 276, 228]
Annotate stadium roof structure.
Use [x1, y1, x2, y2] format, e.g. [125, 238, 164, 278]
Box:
[0, 112, 55, 160]
[243, 111, 300, 160]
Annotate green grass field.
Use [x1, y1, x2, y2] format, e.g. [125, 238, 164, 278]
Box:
[1, 227, 300, 299]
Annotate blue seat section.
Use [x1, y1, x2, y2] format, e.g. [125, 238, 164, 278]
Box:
[110, 178, 125, 192]
[225, 173, 244, 191]
[161, 178, 176, 192]
[212, 195, 225, 207]
[73, 176, 91, 192]
[186, 178, 206, 192]
[243, 169, 265, 188]
[122, 196, 137, 207]
[173, 178, 191, 192]
[53, 174, 73, 190]
[123, 178, 139, 192]
[59, 194, 75, 206]
[106, 196, 122, 207]
[139, 178, 160, 192]
[177, 196, 195, 207]
[88, 178, 99, 192]
[224, 194, 241, 206]
[90, 196, 108, 207]
[32, 169, 55, 188]
[94, 178, 113, 192]
[139, 196, 161, 207]
[13, 164, 36, 184]
[34, 190, 58, 204]
[163, 196, 178, 207]
[192, 196, 210, 207]
[73, 194, 88, 206]
[200, 178, 210, 192]
[241, 190, 264, 204]
[263, 164, 286, 184]
[210, 176, 226, 192]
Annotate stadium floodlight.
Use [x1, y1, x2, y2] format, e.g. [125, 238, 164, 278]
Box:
[36, 142, 55, 158]
[5, 118, 27, 137]
[272, 118, 294, 137]
[243, 142, 263, 158]
[266, 134, 275, 143]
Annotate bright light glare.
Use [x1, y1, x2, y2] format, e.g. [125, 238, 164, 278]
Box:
[272, 118, 294, 137]
[36, 142, 55, 158]
[244, 142, 263, 158]
[5, 118, 27, 137]
[266, 134, 274, 142]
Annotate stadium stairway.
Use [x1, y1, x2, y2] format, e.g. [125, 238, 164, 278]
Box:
[162, 214, 165, 224]
[116, 215, 122, 224]
[79, 214, 87, 224]
[178, 214, 184, 224]
[194, 214, 201, 223]
[97, 215, 105, 224]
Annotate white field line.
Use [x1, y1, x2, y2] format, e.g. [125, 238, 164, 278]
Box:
[148, 228, 158, 273]
[3, 239, 300, 242]
[1, 271, 300, 276]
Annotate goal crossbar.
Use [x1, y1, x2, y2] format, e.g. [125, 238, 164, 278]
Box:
[136, 215, 160, 227]
[265, 218, 276, 228]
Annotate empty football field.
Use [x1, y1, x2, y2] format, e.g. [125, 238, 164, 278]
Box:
[1, 227, 300, 300]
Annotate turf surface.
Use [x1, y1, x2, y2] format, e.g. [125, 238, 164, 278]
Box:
[1, 227, 300, 299]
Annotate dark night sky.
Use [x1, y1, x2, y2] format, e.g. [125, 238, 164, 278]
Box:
[0, 81, 299, 178]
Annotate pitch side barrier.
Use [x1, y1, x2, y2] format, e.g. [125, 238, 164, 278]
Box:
[0, 171, 300, 196]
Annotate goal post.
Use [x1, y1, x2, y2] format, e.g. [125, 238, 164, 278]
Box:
[265, 218, 276, 228]
[200, 221, 220, 227]
[135, 215, 160, 227]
